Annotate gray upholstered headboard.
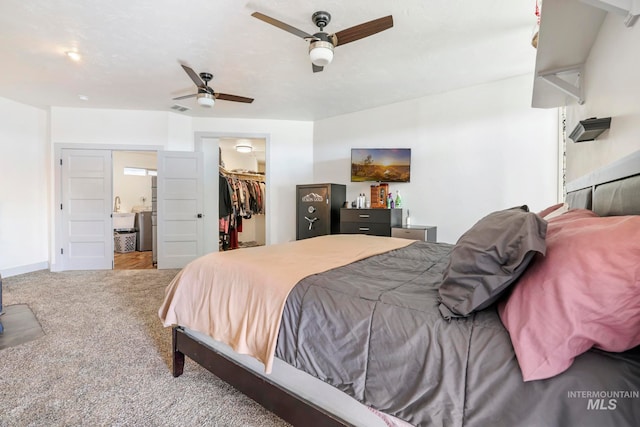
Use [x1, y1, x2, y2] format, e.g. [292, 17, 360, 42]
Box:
[565, 150, 640, 216]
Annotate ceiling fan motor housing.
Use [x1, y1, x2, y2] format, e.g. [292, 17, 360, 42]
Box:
[312, 11, 331, 30]
[199, 72, 213, 83]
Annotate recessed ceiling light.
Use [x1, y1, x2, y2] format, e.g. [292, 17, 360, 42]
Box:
[78, 95, 89, 101]
[65, 51, 81, 61]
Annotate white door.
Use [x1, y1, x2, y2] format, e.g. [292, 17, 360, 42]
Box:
[157, 151, 204, 269]
[60, 149, 113, 270]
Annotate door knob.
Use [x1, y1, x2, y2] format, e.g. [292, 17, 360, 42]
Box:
[197, 213, 203, 218]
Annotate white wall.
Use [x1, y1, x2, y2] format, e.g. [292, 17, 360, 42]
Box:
[314, 75, 559, 243]
[51, 107, 193, 149]
[0, 97, 49, 277]
[565, 13, 640, 180]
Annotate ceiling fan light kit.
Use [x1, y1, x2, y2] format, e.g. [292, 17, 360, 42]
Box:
[197, 93, 215, 107]
[309, 41, 334, 66]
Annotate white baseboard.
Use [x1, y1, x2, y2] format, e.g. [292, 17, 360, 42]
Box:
[0, 261, 49, 278]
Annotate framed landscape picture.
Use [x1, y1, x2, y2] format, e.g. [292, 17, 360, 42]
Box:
[351, 148, 411, 182]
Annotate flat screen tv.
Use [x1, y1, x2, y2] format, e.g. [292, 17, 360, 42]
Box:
[351, 148, 411, 183]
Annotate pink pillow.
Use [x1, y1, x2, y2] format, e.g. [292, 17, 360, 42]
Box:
[498, 209, 640, 381]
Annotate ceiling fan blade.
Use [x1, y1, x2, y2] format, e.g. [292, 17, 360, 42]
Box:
[312, 64, 324, 73]
[215, 93, 254, 103]
[172, 93, 198, 100]
[251, 12, 315, 40]
[333, 15, 393, 47]
[181, 64, 205, 87]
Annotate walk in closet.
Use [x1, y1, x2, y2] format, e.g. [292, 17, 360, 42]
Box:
[203, 137, 268, 251]
[219, 167, 266, 250]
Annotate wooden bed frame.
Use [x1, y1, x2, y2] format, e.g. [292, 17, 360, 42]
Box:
[172, 326, 350, 426]
[171, 150, 640, 427]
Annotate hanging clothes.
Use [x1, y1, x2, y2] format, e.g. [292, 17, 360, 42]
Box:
[219, 172, 233, 218]
[219, 169, 265, 250]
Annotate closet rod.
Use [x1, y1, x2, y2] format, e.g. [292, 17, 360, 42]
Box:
[220, 166, 265, 181]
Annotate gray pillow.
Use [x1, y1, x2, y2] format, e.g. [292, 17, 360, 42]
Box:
[438, 206, 547, 319]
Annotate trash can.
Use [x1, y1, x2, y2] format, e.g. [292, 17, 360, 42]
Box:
[114, 231, 137, 253]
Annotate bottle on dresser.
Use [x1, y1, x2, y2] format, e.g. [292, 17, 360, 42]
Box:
[395, 190, 402, 208]
[357, 193, 367, 209]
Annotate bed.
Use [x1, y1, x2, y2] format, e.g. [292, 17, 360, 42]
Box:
[160, 151, 640, 427]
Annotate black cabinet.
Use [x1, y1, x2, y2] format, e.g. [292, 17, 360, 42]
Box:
[340, 208, 402, 237]
[296, 184, 346, 240]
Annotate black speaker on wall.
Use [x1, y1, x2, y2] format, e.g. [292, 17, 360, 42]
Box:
[569, 117, 611, 143]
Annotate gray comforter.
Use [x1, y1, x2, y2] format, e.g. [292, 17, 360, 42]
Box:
[275, 241, 640, 427]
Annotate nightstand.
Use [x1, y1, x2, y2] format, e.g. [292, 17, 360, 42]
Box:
[391, 225, 437, 242]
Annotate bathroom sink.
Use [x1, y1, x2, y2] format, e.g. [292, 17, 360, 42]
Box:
[113, 212, 135, 230]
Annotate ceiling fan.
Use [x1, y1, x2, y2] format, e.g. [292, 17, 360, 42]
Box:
[251, 11, 393, 73]
[173, 64, 254, 107]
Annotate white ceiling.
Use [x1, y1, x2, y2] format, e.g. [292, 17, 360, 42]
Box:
[0, 0, 538, 121]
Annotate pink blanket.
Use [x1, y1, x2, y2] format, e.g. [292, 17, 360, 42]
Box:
[159, 234, 412, 372]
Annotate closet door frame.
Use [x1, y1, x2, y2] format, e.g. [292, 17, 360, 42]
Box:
[194, 132, 270, 254]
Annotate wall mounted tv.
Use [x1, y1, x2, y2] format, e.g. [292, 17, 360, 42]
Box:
[351, 148, 411, 183]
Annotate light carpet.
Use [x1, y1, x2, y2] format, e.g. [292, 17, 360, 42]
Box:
[0, 269, 290, 427]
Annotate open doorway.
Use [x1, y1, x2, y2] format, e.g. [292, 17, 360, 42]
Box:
[218, 138, 266, 251]
[112, 151, 158, 269]
[198, 134, 267, 254]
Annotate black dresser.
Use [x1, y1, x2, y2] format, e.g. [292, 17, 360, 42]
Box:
[340, 208, 402, 236]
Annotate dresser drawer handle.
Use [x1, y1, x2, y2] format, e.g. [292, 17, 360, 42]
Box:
[359, 227, 370, 231]
[358, 214, 370, 218]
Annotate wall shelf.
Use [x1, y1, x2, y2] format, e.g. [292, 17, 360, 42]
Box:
[582, 0, 640, 26]
[531, 0, 607, 108]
